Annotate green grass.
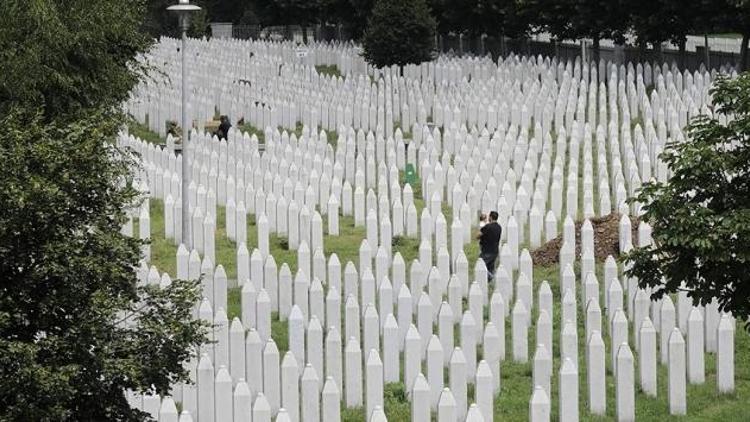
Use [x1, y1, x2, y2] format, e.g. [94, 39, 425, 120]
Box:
[128, 119, 165, 145]
[237, 123, 266, 143]
[327, 129, 340, 148]
[148, 200, 177, 276]
[393, 122, 413, 139]
[136, 118, 750, 422]
[141, 179, 749, 422]
[131, 102, 337, 149]
[316, 64, 343, 78]
[341, 382, 410, 422]
[490, 262, 750, 421]
[237, 121, 338, 147]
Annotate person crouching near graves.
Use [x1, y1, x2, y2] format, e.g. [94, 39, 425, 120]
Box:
[216, 115, 232, 140]
[476, 211, 502, 282]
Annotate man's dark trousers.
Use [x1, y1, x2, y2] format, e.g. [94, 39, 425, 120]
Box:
[481, 251, 497, 281]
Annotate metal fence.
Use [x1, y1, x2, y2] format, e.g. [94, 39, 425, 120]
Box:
[232, 24, 261, 40]
[218, 23, 742, 73]
[438, 33, 740, 73]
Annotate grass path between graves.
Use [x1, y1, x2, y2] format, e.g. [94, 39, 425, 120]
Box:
[144, 194, 750, 421]
[316, 64, 343, 78]
[135, 124, 749, 422]
[128, 120, 166, 145]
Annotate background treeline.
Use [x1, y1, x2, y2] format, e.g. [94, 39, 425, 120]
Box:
[144, 0, 750, 68]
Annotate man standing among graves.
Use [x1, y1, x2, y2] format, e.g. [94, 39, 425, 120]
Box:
[477, 211, 502, 281]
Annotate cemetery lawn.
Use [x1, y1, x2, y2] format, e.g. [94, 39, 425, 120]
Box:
[135, 124, 749, 421]
[143, 195, 749, 421]
[316, 64, 343, 78]
[238, 121, 339, 146]
[236, 123, 267, 143]
[128, 119, 164, 145]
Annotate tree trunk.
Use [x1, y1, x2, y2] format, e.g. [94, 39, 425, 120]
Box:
[654, 42, 663, 63]
[678, 39, 686, 70]
[638, 40, 647, 63]
[592, 36, 600, 66]
[741, 32, 749, 71]
[302, 24, 308, 44]
[704, 34, 710, 70]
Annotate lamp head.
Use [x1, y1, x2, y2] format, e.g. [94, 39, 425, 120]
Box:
[167, 0, 201, 31]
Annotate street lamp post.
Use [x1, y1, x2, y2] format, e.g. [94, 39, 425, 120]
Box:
[168, 0, 201, 249]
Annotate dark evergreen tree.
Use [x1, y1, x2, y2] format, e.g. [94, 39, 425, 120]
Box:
[362, 0, 437, 67]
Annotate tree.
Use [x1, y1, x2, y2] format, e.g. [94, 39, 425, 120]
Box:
[567, 0, 628, 63]
[624, 74, 750, 327]
[440, 0, 528, 42]
[628, 0, 700, 62]
[0, 1, 207, 420]
[733, 0, 750, 71]
[438, 0, 475, 35]
[316, 0, 359, 39]
[663, 0, 702, 67]
[521, 0, 574, 39]
[143, 0, 208, 38]
[362, 0, 437, 68]
[716, 0, 750, 71]
[255, 0, 322, 42]
[349, 0, 376, 39]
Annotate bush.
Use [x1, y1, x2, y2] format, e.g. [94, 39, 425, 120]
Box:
[624, 73, 750, 326]
[362, 0, 436, 68]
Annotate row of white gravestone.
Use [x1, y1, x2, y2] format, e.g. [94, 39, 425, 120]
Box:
[133, 249, 737, 422]
[132, 141, 732, 366]
[129, 176, 740, 422]
[164, 123, 624, 227]
[129, 357, 495, 422]
[131, 37, 708, 153]
[147, 224, 733, 422]
[166, 66, 700, 166]
[123, 114, 656, 268]
[125, 129, 641, 290]
[131, 69, 668, 218]
[159, 196, 718, 368]
[125, 36, 737, 422]
[125, 49, 712, 224]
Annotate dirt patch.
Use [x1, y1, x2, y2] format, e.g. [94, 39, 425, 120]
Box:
[530, 213, 640, 266]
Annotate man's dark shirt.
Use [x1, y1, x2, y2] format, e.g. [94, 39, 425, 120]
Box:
[480, 222, 502, 255]
[218, 121, 231, 140]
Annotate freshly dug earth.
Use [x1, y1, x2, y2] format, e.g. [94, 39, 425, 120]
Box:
[531, 213, 640, 266]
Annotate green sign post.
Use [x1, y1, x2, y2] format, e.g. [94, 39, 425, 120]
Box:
[404, 163, 417, 186]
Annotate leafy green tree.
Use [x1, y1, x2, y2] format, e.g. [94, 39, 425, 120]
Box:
[255, 0, 322, 42]
[624, 74, 750, 326]
[521, 0, 574, 39]
[437, 0, 474, 35]
[628, 0, 700, 61]
[349, 0, 375, 39]
[0, 1, 207, 420]
[439, 0, 528, 39]
[362, 0, 436, 67]
[568, 0, 628, 63]
[143, 0, 208, 38]
[716, 0, 750, 70]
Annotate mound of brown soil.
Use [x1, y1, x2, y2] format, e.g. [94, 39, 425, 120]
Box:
[530, 213, 640, 266]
